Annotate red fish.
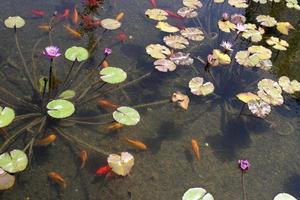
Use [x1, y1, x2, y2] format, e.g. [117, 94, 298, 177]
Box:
[115, 32, 128, 42]
[96, 165, 112, 175]
[57, 9, 70, 19]
[72, 6, 79, 25]
[87, 0, 98, 7]
[149, 0, 157, 7]
[31, 9, 45, 17]
[163, 10, 183, 19]
[82, 15, 101, 28]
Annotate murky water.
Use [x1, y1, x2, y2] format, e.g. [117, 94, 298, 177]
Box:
[0, 0, 300, 199]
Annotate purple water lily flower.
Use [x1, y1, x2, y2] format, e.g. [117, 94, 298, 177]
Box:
[104, 48, 112, 56]
[222, 12, 230, 21]
[42, 46, 61, 58]
[236, 23, 247, 34]
[238, 159, 250, 172]
[220, 41, 233, 51]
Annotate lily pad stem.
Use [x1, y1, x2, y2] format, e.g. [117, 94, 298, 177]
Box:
[242, 172, 247, 200]
[62, 59, 77, 87]
[48, 58, 54, 99]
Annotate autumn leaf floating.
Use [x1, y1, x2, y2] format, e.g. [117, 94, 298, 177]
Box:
[276, 22, 295, 35]
[189, 77, 214, 96]
[236, 92, 260, 103]
[146, 44, 171, 59]
[171, 91, 189, 110]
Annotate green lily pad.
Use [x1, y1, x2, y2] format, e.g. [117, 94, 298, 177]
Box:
[4, 16, 25, 29]
[0, 149, 28, 173]
[100, 67, 127, 84]
[65, 46, 89, 62]
[113, 106, 140, 126]
[58, 90, 76, 100]
[0, 107, 15, 128]
[47, 99, 75, 119]
[274, 193, 297, 200]
[182, 188, 214, 200]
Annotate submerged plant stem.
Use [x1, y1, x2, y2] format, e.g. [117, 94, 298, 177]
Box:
[48, 58, 54, 99]
[242, 172, 247, 200]
[133, 99, 170, 109]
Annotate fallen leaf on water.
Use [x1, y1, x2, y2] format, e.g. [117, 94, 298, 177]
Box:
[276, 22, 295, 35]
[171, 91, 189, 109]
[236, 92, 260, 103]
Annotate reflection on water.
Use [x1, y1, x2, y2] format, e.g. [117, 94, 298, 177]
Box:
[0, 0, 300, 199]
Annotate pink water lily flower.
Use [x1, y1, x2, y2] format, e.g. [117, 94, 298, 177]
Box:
[238, 159, 250, 172]
[236, 23, 247, 34]
[104, 48, 112, 56]
[220, 41, 233, 51]
[42, 46, 61, 58]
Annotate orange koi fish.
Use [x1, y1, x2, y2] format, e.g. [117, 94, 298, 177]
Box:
[96, 165, 111, 175]
[48, 172, 67, 188]
[38, 24, 51, 32]
[72, 6, 79, 24]
[106, 122, 123, 132]
[149, 0, 157, 7]
[115, 12, 125, 22]
[79, 150, 88, 169]
[36, 134, 56, 146]
[31, 9, 45, 17]
[191, 139, 200, 160]
[98, 99, 118, 110]
[64, 24, 81, 38]
[123, 136, 148, 150]
[102, 60, 109, 68]
[58, 9, 70, 19]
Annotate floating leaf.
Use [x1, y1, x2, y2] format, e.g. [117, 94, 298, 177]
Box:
[113, 106, 140, 126]
[58, 90, 76, 100]
[189, 77, 214, 96]
[0, 150, 28, 173]
[177, 7, 198, 18]
[0, 107, 15, 128]
[248, 45, 272, 60]
[212, 49, 231, 65]
[278, 76, 300, 94]
[180, 27, 204, 41]
[154, 59, 176, 72]
[47, 99, 75, 119]
[182, 187, 214, 200]
[276, 22, 295, 35]
[99, 67, 127, 84]
[101, 18, 121, 30]
[0, 169, 15, 190]
[236, 92, 260, 103]
[183, 0, 203, 8]
[266, 37, 289, 51]
[214, 0, 225, 3]
[273, 193, 297, 200]
[286, 0, 300, 9]
[235, 51, 259, 67]
[4, 16, 25, 29]
[242, 24, 265, 42]
[107, 152, 134, 176]
[256, 15, 277, 27]
[146, 44, 171, 59]
[218, 20, 236, 33]
[163, 35, 189, 49]
[170, 52, 194, 65]
[228, 0, 249, 8]
[171, 91, 189, 110]
[257, 79, 283, 106]
[145, 9, 168, 21]
[247, 99, 271, 118]
[156, 21, 179, 33]
[65, 46, 89, 62]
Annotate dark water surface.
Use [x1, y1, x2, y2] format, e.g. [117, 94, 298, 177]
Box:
[0, 0, 300, 199]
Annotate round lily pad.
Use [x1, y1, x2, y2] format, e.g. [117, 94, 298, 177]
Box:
[0, 149, 28, 173]
[0, 107, 15, 128]
[4, 16, 25, 29]
[100, 67, 127, 84]
[101, 18, 121, 30]
[58, 90, 76, 100]
[274, 193, 297, 200]
[182, 187, 214, 200]
[47, 99, 75, 119]
[65, 46, 89, 62]
[113, 106, 140, 126]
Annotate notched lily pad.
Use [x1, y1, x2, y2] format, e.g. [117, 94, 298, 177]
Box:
[47, 99, 75, 119]
[183, 0, 203, 9]
[189, 77, 214, 96]
[146, 44, 171, 59]
[177, 7, 198, 18]
[180, 27, 204, 41]
[156, 21, 179, 33]
[145, 9, 168, 21]
[65, 46, 89, 62]
[0, 149, 28, 173]
[99, 67, 127, 84]
[0, 107, 15, 128]
[113, 106, 140, 126]
[182, 187, 214, 200]
[163, 35, 189, 49]
[154, 59, 176, 72]
[4, 16, 25, 28]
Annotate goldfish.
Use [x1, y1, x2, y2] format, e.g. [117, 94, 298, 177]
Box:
[79, 150, 88, 169]
[149, 0, 157, 7]
[38, 24, 51, 32]
[82, 15, 101, 28]
[102, 60, 109, 68]
[191, 139, 200, 160]
[96, 165, 112, 175]
[58, 9, 70, 19]
[115, 32, 128, 42]
[123, 136, 147, 150]
[98, 99, 118, 110]
[72, 6, 79, 25]
[163, 10, 183, 19]
[48, 172, 67, 188]
[87, 0, 98, 7]
[115, 12, 125, 22]
[106, 122, 123, 132]
[31, 9, 45, 17]
[64, 24, 81, 38]
[36, 134, 56, 146]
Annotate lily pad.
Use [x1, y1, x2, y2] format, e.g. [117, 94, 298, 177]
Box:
[4, 16, 25, 29]
[107, 152, 134, 176]
[177, 7, 198, 18]
[228, 0, 249, 8]
[154, 59, 176, 72]
[99, 67, 127, 84]
[0, 107, 15, 128]
[58, 90, 76, 100]
[113, 106, 140, 126]
[47, 99, 75, 119]
[145, 8, 168, 21]
[183, 0, 203, 9]
[273, 193, 297, 200]
[163, 35, 189, 49]
[189, 77, 214, 96]
[101, 18, 121, 30]
[146, 44, 171, 59]
[0, 150, 28, 173]
[256, 15, 277, 27]
[182, 187, 214, 200]
[218, 20, 236, 33]
[170, 52, 194, 65]
[65, 46, 89, 62]
[0, 168, 15, 190]
[180, 27, 204, 41]
[156, 21, 179, 33]
[266, 37, 289, 51]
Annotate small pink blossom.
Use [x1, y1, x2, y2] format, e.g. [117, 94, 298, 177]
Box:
[231, 14, 246, 25]
[104, 48, 112, 56]
[222, 12, 230, 21]
[220, 41, 233, 51]
[236, 23, 247, 34]
[42, 46, 61, 58]
[238, 159, 250, 172]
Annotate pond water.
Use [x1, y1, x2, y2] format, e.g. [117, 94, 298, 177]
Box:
[0, 0, 300, 199]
